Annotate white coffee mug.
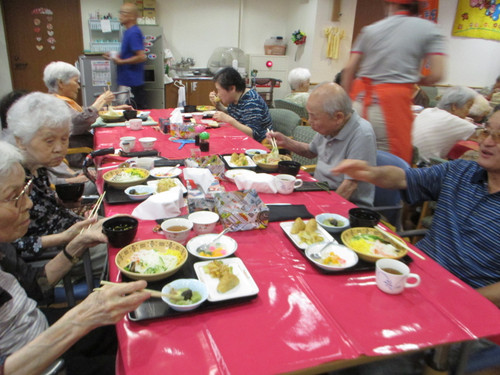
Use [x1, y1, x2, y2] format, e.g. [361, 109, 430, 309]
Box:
[126, 118, 143, 131]
[109, 50, 119, 59]
[375, 258, 421, 295]
[274, 174, 303, 194]
[119, 136, 136, 153]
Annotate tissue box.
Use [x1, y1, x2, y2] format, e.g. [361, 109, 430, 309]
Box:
[186, 178, 225, 212]
[184, 154, 225, 177]
[214, 189, 269, 231]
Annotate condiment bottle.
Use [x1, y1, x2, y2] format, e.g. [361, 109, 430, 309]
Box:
[199, 131, 210, 152]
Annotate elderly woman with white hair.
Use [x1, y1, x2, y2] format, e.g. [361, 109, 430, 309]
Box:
[0, 140, 149, 375]
[283, 67, 311, 107]
[3, 92, 97, 260]
[412, 86, 478, 162]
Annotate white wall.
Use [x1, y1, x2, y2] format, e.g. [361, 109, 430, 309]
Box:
[1, 0, 500, 100]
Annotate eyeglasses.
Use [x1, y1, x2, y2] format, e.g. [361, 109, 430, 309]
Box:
[1, 178, 33, 208]
[475, 128, 500, 144]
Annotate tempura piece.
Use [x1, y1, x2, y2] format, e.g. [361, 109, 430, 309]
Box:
[157, 178, 177, 192]
[291, 217, 306, 234]
[230, 153, 239, 163]
[305, 218, 318, 233]
[217, 271, 240, 293]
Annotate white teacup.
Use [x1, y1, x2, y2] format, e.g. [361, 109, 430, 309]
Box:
[375, 259, 421, 295]
[160, 218, 193, 245]
[119, 136, 136, 153]
[109, 50, 119, 59]
[127, 118, 143, 131]
[135, 157, 155, 170]
[139, 137, 157, 151]
[274, 174, 303, 194]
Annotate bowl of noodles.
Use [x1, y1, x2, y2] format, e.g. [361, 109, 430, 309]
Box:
[115, 239, 188, 281]
[103, 167, 150, 189]
[341, 227, 407, 263]
[99, 109, 125, 123]
[252, 153, 291, 172]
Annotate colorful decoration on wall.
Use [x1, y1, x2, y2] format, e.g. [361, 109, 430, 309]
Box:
[31, 7, 56, 51]
[291, 29, 307, 45]
[452, 0, 500, 41]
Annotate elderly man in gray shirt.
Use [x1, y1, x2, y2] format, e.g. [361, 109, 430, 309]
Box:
[268, 82, 376, 206]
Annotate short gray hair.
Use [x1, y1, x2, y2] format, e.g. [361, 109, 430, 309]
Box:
[43, 61, 80, 93]
[437, 86, 477, 112]
[0, 140, 23, 177]
[288, 68, 311, 91]
[312, 82, 352, 117]
[5, 92, 72, 145]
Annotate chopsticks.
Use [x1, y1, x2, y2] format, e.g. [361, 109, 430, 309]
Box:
[96, 280, 169, 298]
[266, 129, 278, 151]
[80, 191, 106, 234]
[375, 224, 425, 260]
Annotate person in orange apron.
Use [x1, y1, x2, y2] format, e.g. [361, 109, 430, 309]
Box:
[342, 0, 446, 164]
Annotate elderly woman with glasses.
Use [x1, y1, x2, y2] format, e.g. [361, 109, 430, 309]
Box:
[3, 92, 96, 259]
[0, 141, 150, 375]
[412, 86, 478, 163]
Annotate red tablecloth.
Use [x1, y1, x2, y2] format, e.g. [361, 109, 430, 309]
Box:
[93, 110, 500, 375]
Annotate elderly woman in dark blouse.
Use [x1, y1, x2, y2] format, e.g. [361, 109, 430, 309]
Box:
[209, 67, 272, 142]
[3, 92, 93, 258]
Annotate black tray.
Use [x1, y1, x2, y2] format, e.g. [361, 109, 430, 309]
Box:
[268, 204, 313, 222]
[294, 181, 331, 193]
[104, 177, 186, 205]
[154, 157, 186, 167]
[127, 255, 258, 321]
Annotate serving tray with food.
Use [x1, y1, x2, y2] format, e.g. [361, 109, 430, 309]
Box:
[221, 153, 257, 169]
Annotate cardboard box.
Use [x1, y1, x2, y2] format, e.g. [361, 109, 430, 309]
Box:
[214, 190, 269, 231]
[143, 0, 155, 8]
[142, 9, 156, 18]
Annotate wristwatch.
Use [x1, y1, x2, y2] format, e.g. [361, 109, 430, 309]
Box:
[62, 248, 80, 264]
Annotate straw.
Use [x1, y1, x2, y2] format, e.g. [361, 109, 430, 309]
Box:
[97, 280, 170, 299]
[80, 191, 106, 234]
[375, 224, 425, 260]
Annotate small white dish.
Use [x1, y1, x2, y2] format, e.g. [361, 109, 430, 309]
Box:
[149, 167, 182, 178]
[161, 278, 208, 312]
[280, 220, 335, 250]
[245, 149, 268, 156]
[316, 213, 350, 234]
[224, 169, 257, 183]
[305, 243, 359, 271]
[188, 211, 220, 234]
[193, 257, 259, 302]
[222, 155, 256, 168]
[124, 185, 155, 201]
[138, 137, 157, 150]
[186, 233, 237, 259]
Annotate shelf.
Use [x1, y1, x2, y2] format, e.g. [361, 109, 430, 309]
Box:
[89, 19, 121, 31]
[90, 42, 121, 53]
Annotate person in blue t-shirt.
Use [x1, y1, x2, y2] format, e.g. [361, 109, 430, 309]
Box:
[105, 2, 147, 109]
[333, 108, 500, 307]
[209, 67, 272, 142]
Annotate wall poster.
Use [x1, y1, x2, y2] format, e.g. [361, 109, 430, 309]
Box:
[452, 0, 500, 41]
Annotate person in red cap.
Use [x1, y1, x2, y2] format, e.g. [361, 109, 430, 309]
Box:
[342, 0, 447, 163]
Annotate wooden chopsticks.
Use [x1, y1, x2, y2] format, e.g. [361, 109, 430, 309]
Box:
[266, 129, 278, 151]
[96, 280, 169, 298]
[375, 224, 425, 260]
[80, 191, 106, 234]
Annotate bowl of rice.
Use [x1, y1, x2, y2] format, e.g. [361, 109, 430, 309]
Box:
[341, 227, 407, 263]
[115, 239, 188, 281]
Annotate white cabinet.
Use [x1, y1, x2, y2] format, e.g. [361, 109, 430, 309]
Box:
[248, 55, 290, 101]
[88, 19, 121, 52]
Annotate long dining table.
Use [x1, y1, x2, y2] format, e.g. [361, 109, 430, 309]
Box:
[93, 109, 500, 375]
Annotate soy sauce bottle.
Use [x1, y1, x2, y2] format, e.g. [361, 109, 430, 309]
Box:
[199, 132, 210, 152]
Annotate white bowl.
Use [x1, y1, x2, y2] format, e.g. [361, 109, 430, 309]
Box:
[124, 185, 155, 201]
[188, 211, 219, 234]
[186, 233, 237, 259]
[305, 243, 358, 271]
[139, 137, 157, 150]
[316, 213, 350, 234]
[245, 148, 268, 156]
[161, 278, 208, 312]
[161, 218, 193, 245]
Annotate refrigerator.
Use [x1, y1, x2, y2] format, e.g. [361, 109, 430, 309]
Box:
[78, 25, 165, 109]
[78, 55, 118, 108]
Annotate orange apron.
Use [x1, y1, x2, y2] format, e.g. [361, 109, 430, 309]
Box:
[351, 77, 414, 163]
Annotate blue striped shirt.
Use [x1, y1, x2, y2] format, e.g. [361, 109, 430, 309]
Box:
[403, 160, 500, 288]
[227, 89, 272, 142]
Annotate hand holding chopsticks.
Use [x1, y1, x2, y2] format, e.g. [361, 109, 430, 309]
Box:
[80, 192, 106, 234]
[97, 280, 167, 298]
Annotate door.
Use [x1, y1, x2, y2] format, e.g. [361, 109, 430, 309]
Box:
[352, 0, 386, 42]
[2, 0, 84, 94]
[187, 80, 214, 107]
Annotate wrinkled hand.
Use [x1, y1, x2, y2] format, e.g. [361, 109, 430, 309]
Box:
[65, 217, 108, 258]
[66, 173, 89, 184]
[99, 90, 115, 105]
[331, 159, 372, 181]
[266, 130, 287, 147]
[213, 111, 231, 123]
[69, 280, 150, 331]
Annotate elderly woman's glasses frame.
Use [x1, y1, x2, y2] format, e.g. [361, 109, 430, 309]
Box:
[475, 128, 500, 144]
[1, 178, 33, 208]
